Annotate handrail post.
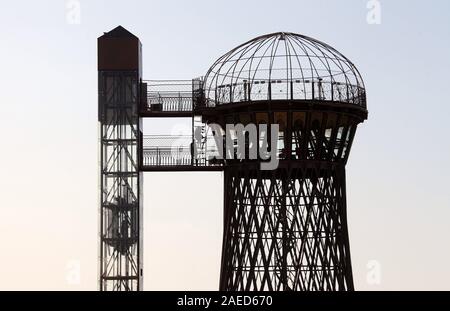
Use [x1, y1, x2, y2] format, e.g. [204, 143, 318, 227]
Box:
[331, 81, 334, 101]
[290, 80, 293, 100]
[215, 88, 218, 106]
[346, 84, 349, 103]
[268, 81, 272, 101]
[157, 147, 160, 166]
[243, 80, 247, 101]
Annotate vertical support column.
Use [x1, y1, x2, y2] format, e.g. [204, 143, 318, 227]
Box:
[98, 26, 143, 291]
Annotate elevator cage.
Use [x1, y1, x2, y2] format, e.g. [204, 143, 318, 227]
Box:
[98, 27, 368, 291]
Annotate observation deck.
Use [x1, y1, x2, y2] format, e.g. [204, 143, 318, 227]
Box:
[139, 33, 367, 172]
[138, 78, 365, 171]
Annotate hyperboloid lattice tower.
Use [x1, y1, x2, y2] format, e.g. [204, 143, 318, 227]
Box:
[98, 27, 367, 291]
[200, 33, 368, 291]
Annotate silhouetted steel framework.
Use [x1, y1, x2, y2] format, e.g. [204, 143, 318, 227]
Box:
[98, 27, 143, 290]
[203, 32, 367, 291]
[98, 27, 368, 291]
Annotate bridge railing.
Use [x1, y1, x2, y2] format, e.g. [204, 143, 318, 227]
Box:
[142, 80, 193, 113]
[142, 135, 222, 168]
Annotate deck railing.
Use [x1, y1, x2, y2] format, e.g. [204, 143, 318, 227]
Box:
[141, 79, 366, 114]
[142, 80, 194, 113]
[205, 79, 366, 108]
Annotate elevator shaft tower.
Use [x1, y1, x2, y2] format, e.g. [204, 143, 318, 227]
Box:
[98, 27, 143, 291]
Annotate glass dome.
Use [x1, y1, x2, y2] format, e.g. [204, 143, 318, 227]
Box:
[203, 32, 366, 108]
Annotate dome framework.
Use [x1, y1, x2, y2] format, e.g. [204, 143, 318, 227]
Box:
[203, 32, 366, 108]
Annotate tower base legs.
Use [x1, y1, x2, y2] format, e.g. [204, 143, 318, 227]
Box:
[219, 164, 353, 291]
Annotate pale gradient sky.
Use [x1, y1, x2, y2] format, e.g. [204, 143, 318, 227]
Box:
[0, 0, 449, 290]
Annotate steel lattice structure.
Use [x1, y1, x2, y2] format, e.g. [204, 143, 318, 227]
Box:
[98, 28, 143, 291]
[97, 27, 367, 291]
[201, 32, 366, 291]
[219, 128, 356, 290]
[220, 164, 352, 290]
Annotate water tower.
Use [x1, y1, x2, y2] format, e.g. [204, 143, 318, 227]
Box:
[98, 27, 367, 291]
[201, 33, 367, 290]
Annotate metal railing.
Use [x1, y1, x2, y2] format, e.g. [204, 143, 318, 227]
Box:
[147, 94, 192, 112]
[143, 80, 193, 113]
[204, 79, 366, 108]
[142, 135, 190, 166]
[142, 146, 192, 166]
[142, 78, 366, 113]
[142, 134, 226, 168]
[141, 129, 352, 168]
